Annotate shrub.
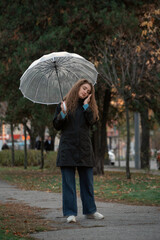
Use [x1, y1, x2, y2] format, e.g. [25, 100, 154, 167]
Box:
[44, 151, 57, 171]
[0, 150, 57, 168]
[0, 150, 13, 166]
[27, 150, 41, 166]
[0, 150, 24, 166]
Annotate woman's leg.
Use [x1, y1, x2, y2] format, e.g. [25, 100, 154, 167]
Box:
[61, 167, 77, 216]
[77, 167, 97, 215]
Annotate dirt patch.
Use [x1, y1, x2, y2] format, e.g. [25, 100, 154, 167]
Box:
[0, 201, 53, 238]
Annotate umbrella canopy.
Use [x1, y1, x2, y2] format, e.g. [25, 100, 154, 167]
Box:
[19, 51, 98, 104]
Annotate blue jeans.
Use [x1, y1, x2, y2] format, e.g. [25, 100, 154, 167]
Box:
[61, 166, 97, 216]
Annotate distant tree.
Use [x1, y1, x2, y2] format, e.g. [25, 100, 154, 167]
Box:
[137, 3, 160, 168]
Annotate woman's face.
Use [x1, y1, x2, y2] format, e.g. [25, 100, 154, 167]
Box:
[78, 83, 91, 99]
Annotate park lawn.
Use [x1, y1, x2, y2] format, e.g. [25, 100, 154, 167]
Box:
[0, 201, 53, 240]
[93, 172, 160, 206]
[0, 228, 27, 240]
[0, 167, 160, 206]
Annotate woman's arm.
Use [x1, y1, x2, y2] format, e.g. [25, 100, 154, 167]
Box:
[53, 103, 66, 131]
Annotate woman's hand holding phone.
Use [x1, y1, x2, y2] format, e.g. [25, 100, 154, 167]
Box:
[84, 94, 92, 105]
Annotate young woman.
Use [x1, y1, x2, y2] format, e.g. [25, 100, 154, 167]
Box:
[53, 79, 104, 223]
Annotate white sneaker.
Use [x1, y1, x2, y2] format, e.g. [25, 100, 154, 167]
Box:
[86, 212, 104, 220]
[67, 215, 76, 223]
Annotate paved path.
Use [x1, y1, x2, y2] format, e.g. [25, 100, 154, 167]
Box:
[113, 160, 159, 170]
[104, 165, 160, 175]
[0, 180, 160, 240]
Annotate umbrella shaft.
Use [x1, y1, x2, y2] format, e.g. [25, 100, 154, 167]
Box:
[54, 61, 63, 101]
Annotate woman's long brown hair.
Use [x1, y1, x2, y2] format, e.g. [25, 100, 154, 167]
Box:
[64, 79, 99, 121]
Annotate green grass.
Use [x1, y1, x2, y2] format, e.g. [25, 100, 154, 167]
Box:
[0, 167, 160, 206]
[0, 167, 62, 193]
[93, 172, 160, 205]
[0, 229, 32, 240]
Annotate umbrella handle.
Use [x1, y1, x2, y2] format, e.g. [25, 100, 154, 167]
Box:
[63, 101, 67, 112]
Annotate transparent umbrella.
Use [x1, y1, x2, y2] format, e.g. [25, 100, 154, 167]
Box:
[19, 51, 98, 105]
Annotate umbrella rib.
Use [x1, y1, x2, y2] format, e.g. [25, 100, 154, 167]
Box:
[21, 69, 40, 93]
[35, 64, 58, 102]
[39, 58, 97, 82]
[34, 74, 46, 100]
[40, 63, 52, 101]
[40, 66, 53, 78]
[78, 65, 98, 80]
[60, 67, 79, 79]
[57, 57, 73, 65]
[60, 66, 95, 82]
[61, 59, 97, 81]
[47, 73, 50, 102]
[38, 61, 55, 79]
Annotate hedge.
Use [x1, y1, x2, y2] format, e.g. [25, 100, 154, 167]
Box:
[0, 150, 57, 169]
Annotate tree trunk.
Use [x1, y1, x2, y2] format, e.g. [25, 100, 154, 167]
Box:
[140, 107, 150, 169]
[92, 124, 102, 174]
[51, 134, 55, 151]
[93, 87, 111, 175]
[48, 126, 57, 151]
[24, 121, 27, 169]
[10, 122, 15, 167]
[26, 124, 36, 149]
[125, 100, 131, 179]
[40, 132, 45, 169]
